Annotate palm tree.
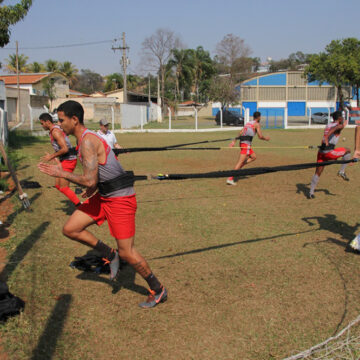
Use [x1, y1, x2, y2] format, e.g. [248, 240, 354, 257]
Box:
[28, 61, 45, 73]
[44, 59, 59, 72]
[59, 61, 78, 87]
[5, 53, 29, 73]
[167, 49, 194, 101]
[191, 46, 216, 102]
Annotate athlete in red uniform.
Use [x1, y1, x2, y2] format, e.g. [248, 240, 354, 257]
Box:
[227, 111, 270, 185]
[38, 101, 167, 309]
[308, 111, 351, 199]
[39, 113, 80, 206]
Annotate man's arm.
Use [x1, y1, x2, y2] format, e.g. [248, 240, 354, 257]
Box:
[38, 136, 99, 188]
[41, 129, 69, 161]
[112, 133, 122, 149]
[255, 123, 270, 141]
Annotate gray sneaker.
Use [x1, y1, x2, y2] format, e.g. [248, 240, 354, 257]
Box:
[226, 178, 236, 186]
[103, 251, 120, 281]
[139, 286, 168, 309]
[338, 171, 349, 181]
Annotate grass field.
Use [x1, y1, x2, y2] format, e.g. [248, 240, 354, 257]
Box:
[1, 128, 360, 359]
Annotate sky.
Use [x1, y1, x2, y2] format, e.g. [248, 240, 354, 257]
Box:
[1, 0, 360, 76]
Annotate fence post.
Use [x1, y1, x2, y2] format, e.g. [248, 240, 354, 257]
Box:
[140, 106, 143, 131]
[308, 108, 311, 126]
[328, 107, 331, 124]
[220, 107, 223, 128]
[111, 106, 115, 130]
[245, 108, 250, 124]
[28, 104, 33, 131]
[193, 106, 198, 131]
[284, 107, 288, 129]
[168, 106, 172, 131]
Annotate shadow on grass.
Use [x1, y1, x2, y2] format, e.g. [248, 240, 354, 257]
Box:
[8, 131, 46, 150]
[152, 229, 316, 260]
[138, 193, 237, 204]
[72, 250, 147, 296]
[0, 221, 50, 282]
[1, 192, 41, 230]
[296, 183, 336, 198]
[31, 294, 72, 360]
[56, 200, 77, 216]
[302, 214, 360, 242]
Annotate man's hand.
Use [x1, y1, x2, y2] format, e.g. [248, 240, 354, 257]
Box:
[40, 152, 53, 162]
[229, 140, 236, 148]
[264, 136, 270, 141]
[38, 158, 64, 178]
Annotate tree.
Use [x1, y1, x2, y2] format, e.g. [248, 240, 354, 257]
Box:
[72, 69, 104, 94]
[28, 61, 45, 73]
[104, 73, 123, 92]
[59, 61, 78, 87]
[0, 0, 32, 47]
[305, 39, 356, 108]
[167, 48, 194, 101]
[42, 77, 56, 110]
[44, 59, 59, 72]
[141, 28, 182, 111]
[4, 52, 28, 73]
[208, 76, 239, 109]
[215, 34, 251, 79]
[190, 46, 216, 102]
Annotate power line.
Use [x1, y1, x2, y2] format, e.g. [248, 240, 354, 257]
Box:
[2, 39, 116, 51]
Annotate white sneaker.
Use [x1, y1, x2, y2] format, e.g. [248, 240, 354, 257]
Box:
[350, 235, 360, 251]
[226, 179, 236, 186]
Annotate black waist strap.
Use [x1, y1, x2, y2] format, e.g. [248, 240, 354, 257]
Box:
[98, 171, 135, 195]
[68, 147, 78, 156]
[318, 143, 335, 151]
[239, 135, 253, 142]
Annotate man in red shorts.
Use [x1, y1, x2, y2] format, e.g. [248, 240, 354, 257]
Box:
[308, 111, 351, 199]
[226, 111, 270, 185]
[39, 113, 80, 206]
[38, 101, 167, 309]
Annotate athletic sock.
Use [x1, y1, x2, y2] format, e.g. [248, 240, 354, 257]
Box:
[94, 240, 116, 261]
[310, 174, 320, 195]
[340, 153, 351, 173]
[58, 186, 81, 205]
[145, 273, 162, 293]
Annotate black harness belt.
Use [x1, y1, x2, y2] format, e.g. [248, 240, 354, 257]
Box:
[98, 171, 135, 195]
[67, 147, 78, 156]
[239, 136, 253, 142]
[318, 144, 335, 151]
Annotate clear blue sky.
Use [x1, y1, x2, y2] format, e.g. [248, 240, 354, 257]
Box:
[1, 0, 360, 76]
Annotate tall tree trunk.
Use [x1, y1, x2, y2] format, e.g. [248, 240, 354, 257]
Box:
[337, 84, 344, 109]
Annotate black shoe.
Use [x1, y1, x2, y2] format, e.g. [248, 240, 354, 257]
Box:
[308, 193, 315, 199]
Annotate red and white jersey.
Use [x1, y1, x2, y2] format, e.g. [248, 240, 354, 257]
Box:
[49, 125, 76, 161]
[240, 120, 256, 145]
[320, 122, 340, 153]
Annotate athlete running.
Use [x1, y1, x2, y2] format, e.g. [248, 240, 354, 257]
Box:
[38, 101, 167, 309]
[227, 111, 270, 185]
[308, 111, 351, 199]
[39, 112, 80, 206]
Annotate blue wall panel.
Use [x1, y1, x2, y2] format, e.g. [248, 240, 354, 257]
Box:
[257, 107, 284, 128]
[307, 79, 331, 86]
[212, 108, 220, 116]
[259, 73, 286, 86]
[288, 102, 306, 116]
[243, 78, 257, 86]
[242, 102, 257, 116]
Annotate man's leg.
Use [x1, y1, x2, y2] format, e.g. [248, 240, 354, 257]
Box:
[354, 126, 360, 158]
[227, 153, 248, 185]
[338, 149, 351, 180]
[116, 237, 167, 308]
[309, 166, 324, 198]
[57, 177, 81, 206]
[63, 210, 120, 279]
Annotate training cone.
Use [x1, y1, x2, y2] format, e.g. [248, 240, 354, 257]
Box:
[350, 235, 360, 251]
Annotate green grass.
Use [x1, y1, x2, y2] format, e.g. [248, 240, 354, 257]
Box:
[1, 128, 360, 359]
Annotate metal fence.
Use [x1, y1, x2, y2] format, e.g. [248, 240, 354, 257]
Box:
[0, 108, 8, 146]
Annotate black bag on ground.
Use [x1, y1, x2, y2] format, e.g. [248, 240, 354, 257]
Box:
[0, 281, 25, 322]
[69, 253, 127, 274]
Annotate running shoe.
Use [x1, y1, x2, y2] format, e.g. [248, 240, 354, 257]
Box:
[350, 235, 360, 251]
[226, 179, 236, 186]
[308, 193, 315, 199]
[102, 251, 120, 281]
[338, 171, 350, 181]
[139, 286, 168, 309]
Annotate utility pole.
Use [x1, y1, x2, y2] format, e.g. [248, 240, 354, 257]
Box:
[148, 73, 151, 103]
[112, 33, 129, 104]
[16, 41, 20, 123]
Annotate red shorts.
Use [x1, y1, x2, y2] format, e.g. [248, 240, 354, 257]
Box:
[317, 148, 347, 162]
[61, 159, 77, 172]
[78, 193, 137, 240]
[240, 143, 254, 156]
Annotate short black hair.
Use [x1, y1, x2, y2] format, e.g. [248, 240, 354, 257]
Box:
[332, 110, 342, 120]
[57, 100, 84, 124]
[39, 113, 53, 123]
[253, 111, 261, 119]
